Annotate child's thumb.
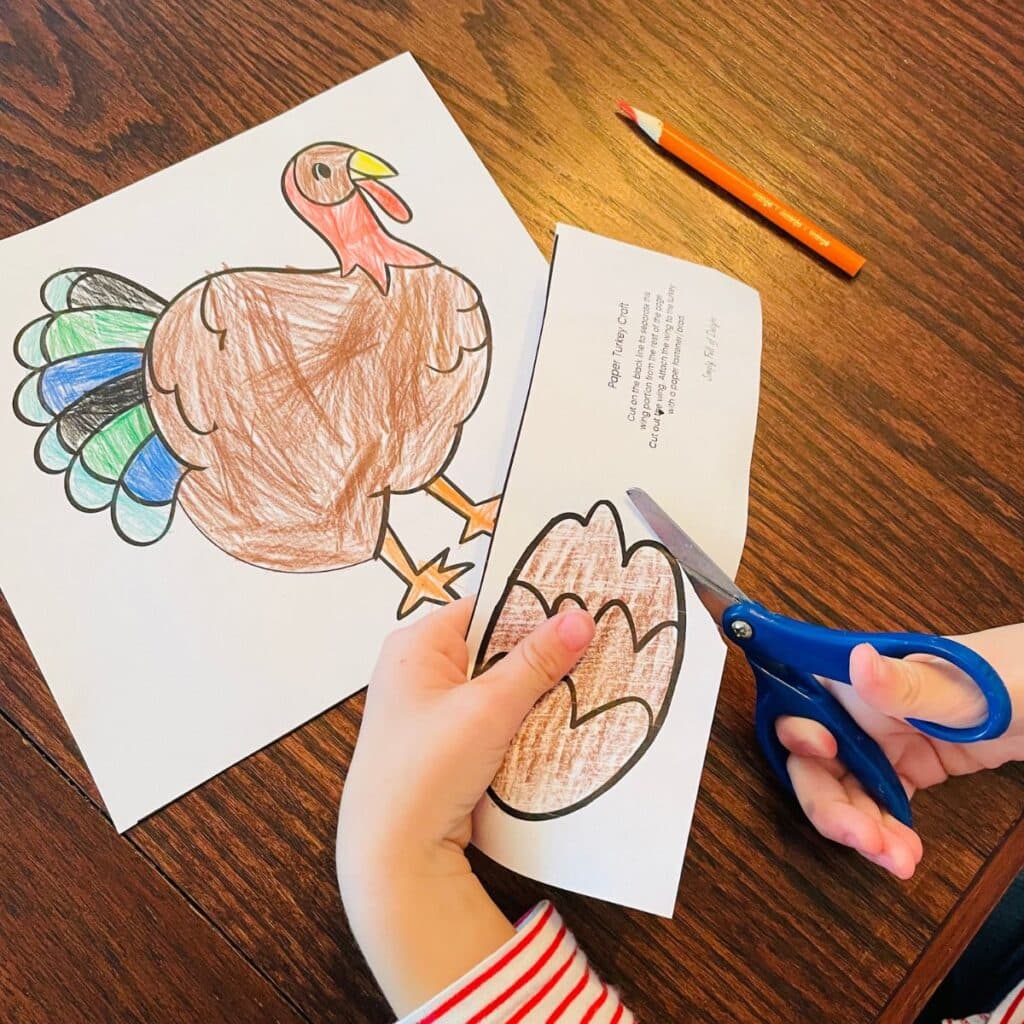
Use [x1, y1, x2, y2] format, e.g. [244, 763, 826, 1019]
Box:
[849, 642, 988, 728]
[485, 609, 595, 723]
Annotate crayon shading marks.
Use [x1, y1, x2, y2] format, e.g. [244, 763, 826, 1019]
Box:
[12, 142, 501, 617]
[475, 500, 686, 819]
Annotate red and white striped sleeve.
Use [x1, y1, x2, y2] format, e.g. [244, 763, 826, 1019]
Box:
[395, 902, 633, 1024]
[945, 979, 1024, 1024]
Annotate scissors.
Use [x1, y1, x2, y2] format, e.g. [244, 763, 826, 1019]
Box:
[627, 487, 1012, 827]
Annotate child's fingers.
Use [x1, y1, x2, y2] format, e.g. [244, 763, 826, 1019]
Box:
[373, 599, 474, 693]
[842, 774, 885, 824]
[775, 716, 838, 758]
[861, 818, 923, 879]
[431, 594, 476, 631]
[887, 815, 924, 867]
[476, 609, 595, 726]
[787, 753, 885, 856]
[415, 595, 475, 640]
[788, 751, 924, 879]
[840, 775, 922, 876]
[430, 596, 476, 674]
[406, 597, 475, 672]
[849, 643, 987, 728]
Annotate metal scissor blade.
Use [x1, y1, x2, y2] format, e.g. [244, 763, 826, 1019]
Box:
[626, 487, 749, 626]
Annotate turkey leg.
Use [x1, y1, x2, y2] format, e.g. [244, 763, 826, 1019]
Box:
[425, 476, 501, 543]
[378, 526, 474, 619]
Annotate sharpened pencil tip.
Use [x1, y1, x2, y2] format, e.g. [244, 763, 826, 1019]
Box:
[616, 99, 637, 123]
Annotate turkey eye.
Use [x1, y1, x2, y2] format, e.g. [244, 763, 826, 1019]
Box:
[313, 162, 332, 181]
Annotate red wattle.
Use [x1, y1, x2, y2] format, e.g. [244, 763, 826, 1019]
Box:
[357, 179, 412, 223]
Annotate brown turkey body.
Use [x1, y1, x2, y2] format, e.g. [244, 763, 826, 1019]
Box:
[145, 263, 490, 570]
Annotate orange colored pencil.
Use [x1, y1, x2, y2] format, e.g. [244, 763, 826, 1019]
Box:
[617, 101, 865, 277]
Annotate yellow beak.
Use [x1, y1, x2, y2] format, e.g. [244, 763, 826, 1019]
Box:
[349, 149, 396, 181]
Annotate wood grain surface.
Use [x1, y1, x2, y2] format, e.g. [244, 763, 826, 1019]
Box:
[0, 715, 304, 1024]
[1, 1, 1022, 1021]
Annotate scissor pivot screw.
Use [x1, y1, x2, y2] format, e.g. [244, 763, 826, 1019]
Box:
[730, 620, 754, 641]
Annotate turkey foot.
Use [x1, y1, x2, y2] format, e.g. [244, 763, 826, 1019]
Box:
[425, 476, 502, 543]
[379, 526, 474, 619]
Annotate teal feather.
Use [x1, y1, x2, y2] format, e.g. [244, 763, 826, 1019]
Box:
[66, 456, 116, 511]
[36, 422, 73, 472]
[15, 317, 47, 368]
[14, 372, 52, 425]
[113, 488, 175, 545]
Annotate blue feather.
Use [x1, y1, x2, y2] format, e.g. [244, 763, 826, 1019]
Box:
[122, 434, 185, 504]
[40, 350, 144, 415]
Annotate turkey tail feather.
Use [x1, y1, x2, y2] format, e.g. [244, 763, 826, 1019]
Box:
[42, 268, 165, 315]
[16, 309, 157, 367]
[58, 371, 148, 449]
[13, 267, 185, 545]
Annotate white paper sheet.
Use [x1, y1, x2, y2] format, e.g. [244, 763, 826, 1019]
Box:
[467, 224, 762, 916]
[0, 53, 547, 831]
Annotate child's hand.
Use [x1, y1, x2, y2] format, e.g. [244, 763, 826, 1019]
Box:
[337, 597, 594, 1015]
[776, 623, 1024, 880]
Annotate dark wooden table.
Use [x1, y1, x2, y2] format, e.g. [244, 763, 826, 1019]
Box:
[2, 2, 1022, 1021]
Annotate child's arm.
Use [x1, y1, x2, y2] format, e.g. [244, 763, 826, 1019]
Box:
[338, 596, 1023, 1018]
[337, 597, 616, 1018]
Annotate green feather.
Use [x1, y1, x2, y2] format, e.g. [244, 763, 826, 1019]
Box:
[44, 308, 155, 361]
[81, 404, 153, 482]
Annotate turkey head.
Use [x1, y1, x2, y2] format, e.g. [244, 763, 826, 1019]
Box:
[282, 143, 431, 291]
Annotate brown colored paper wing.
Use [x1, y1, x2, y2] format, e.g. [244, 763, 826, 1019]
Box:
[475, 500, 686, 819]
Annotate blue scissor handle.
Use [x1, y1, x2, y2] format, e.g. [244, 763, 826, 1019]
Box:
[724, 601, 1012, 743]
[752, 659, 913, 826]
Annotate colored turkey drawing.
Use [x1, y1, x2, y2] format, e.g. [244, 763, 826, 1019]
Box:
[475, 500, 686, 819]
[12, 143, 499, 619]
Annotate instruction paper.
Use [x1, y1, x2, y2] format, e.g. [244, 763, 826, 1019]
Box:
[468, 224, 762, 916]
